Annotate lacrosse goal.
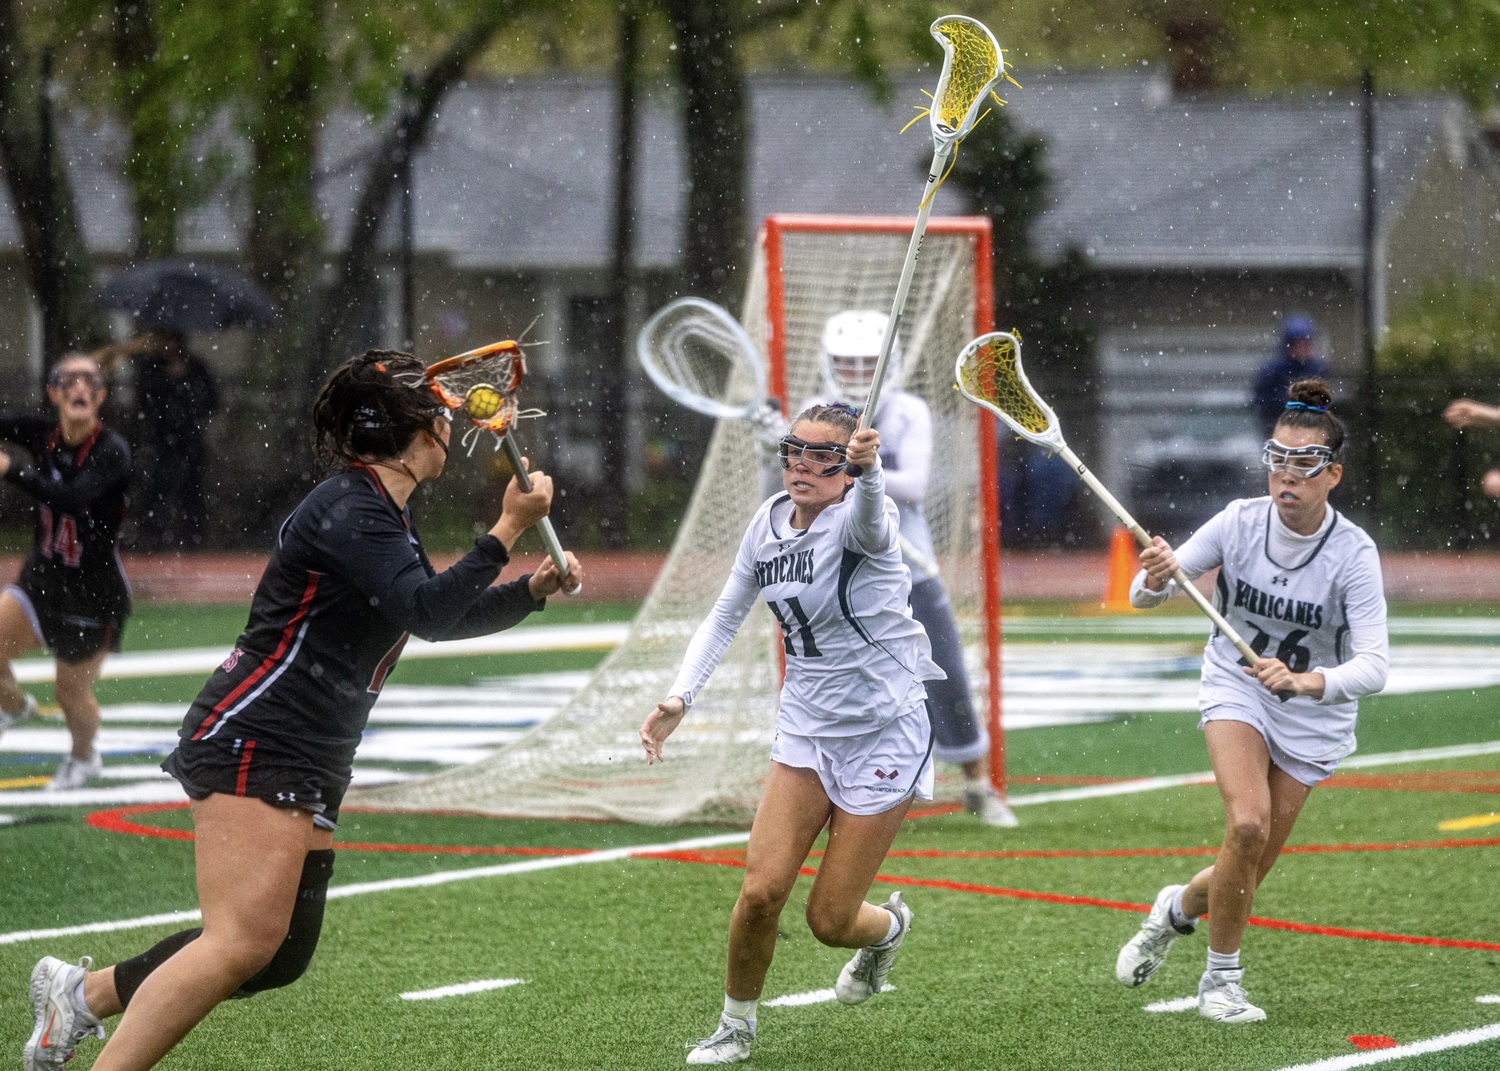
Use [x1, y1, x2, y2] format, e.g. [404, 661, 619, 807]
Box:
[359, 214, 1002, 825]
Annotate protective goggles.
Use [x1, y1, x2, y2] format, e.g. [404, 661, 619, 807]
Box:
[47, 369, 104, 391]
[777, 434, 848, 476]
[1262, 439, 1336, 479]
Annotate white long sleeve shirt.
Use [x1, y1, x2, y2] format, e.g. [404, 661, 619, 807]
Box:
[1130, 497, 1388, 762]
[670, 458, 944, 737]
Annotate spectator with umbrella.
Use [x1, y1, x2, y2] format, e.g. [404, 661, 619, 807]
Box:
[94, 259, 278, 549]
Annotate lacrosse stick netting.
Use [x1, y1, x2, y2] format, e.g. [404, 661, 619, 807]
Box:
[955, 331, 1260, 665]
[848, 15, 1011, 471]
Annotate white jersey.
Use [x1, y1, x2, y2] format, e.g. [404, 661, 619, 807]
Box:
[670, 459, 944, 738]
[1131, 497, 1388, 763]
[798, 390, 938, 577]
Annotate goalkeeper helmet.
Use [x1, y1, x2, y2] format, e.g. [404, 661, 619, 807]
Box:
[820, 310, 902, 406]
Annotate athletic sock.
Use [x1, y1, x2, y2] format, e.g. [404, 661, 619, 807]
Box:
[723, 995, 757, 1025]
[872, 906, 901, 947]
[73, 980, 96, 1021]
[1206, 948, 1241, 974]
[1169, 887, 1199, 932]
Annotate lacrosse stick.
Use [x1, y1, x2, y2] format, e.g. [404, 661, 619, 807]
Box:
[637, 296, 941, 580]
[847, 14, 1011, 475]
[955, 331, 1261, 666]
[424, 340, 580, 595]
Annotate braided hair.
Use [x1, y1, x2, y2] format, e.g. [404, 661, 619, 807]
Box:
[1274, 379, 1345, 460]
[312, 350, 445, 474]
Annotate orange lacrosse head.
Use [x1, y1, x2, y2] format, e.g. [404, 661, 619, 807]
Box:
[423, 340, 527, 435]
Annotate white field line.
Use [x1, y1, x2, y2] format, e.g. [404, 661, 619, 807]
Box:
[1270, 1022, 1500, 1070]
[400, 978, 526, 1001]
[1479, 996, 1500, 1004]
[0, 831, 749, 946]
[763, 989, 839, 1007]
[6, 739, 1500, 948]
[9, 623, 629, 683]
[1008, 739, 1500, 808]
[1142, 997, 1197, 1013]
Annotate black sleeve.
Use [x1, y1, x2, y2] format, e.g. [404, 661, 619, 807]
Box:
[0, 412, 48, 450]
[428, 574, 544, 641]
[310, 496, 536, 640]
[4, 435, 132, 512]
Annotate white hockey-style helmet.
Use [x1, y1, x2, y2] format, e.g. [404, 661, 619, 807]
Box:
[819, 310, 902, 406]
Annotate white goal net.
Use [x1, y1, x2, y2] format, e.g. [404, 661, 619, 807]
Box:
[359, 215, 1001, 825]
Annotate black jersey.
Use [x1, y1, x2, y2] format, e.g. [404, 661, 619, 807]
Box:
[0, 414, 131, 621]
[178, 464, 541, 780]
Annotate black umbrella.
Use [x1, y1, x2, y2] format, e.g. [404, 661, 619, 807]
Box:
[94, 258, 280, 332]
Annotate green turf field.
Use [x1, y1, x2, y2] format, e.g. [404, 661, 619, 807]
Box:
[1, 603, 1497, 1069]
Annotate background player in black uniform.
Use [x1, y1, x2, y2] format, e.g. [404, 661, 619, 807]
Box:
[22, 351, 581, 1071]
[0, 352, 131, 791]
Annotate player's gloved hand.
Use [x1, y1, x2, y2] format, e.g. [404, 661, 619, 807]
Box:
[640, 696, 686, 764]
[748, 401, 791, 454]
[845, 428, 880, 473]
[1139, 535, 1178, 592]
[529, 551, 583, 599]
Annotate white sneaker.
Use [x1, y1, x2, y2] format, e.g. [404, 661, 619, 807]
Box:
[835, 891, 911, 1005]
[45, 753, 103, 792]
[1198, 968, 1266, 1023]
[1116, 884, 1193, 987]
[0, 693, 38, 740]
[964, 783, 1020, 828]
[24, 956, 105, 1071]
[685, 1014, 754, 1065]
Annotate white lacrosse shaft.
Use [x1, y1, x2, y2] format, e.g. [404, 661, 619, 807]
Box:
[1053, 443, 1257, 665]
[845, 145, 950, 477]
[499, 432, 581, 597]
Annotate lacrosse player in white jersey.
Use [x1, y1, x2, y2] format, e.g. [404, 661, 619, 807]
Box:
[801, 310, 1014, 826]
[1114, 379, 1388, 1024]
[641, 401, 943, 1065]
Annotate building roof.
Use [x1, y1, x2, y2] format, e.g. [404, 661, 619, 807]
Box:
[0, 69, 1483, 273]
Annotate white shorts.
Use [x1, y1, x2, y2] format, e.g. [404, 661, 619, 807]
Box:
[770, 711, 934, 816]
[1200, 702, 1338, 787]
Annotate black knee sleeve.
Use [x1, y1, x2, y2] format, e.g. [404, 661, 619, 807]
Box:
[236, 849, 335, 995]
[114, 927, 203, 1007]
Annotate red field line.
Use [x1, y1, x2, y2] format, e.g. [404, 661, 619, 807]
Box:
[643, 848, 1500, 955]
[85, 803, 587, 857]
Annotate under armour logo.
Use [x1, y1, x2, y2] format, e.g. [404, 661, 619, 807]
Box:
[276, 792, 297, 802]
[874, 768, 900, 781]
[1271, 575, 1288, 586]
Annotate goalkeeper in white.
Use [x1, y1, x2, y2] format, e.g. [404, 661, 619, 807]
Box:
[1113, 379, 1388, 1024]
[641, 402, 943, 1066]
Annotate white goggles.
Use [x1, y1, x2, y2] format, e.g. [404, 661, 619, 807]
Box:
[1262, 439, 1335, 478]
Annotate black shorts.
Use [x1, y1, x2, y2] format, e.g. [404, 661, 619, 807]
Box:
[7, 583, 125, 663]
[163, 739, 349, 830]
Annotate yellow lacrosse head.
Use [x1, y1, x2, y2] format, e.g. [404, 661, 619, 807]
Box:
[954, 331, 1064, 451]
[464, 382, 505, 421]
[928, 16, 1006, 147]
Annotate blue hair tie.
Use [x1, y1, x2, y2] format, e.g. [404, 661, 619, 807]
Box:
[825, 401, 860, 417]
[1284, 400, 1328, 413]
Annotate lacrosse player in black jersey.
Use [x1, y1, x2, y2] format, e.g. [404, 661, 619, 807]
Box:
[22, 351, 581, 1071]
[0, 353, 131, 791]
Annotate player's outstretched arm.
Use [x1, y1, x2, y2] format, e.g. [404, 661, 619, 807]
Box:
[640, 696, 686, 763]
[1443, 398, 1500, 430]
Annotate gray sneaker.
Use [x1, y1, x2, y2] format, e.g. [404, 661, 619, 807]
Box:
[685, 1014, 755, 1065]
[964, 784, 1020, 828]
[1198, 967, 1266, 1023]
[1116, 884, 1193, 987]
[46, 753, 103, 792]
[834, 891, 911, 1005]
[24, 956, 105, 1071]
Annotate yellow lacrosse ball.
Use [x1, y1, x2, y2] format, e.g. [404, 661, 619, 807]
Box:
[464, 383, 504, 421]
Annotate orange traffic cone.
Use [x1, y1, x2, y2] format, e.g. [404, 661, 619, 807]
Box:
[1101, 526, 1139, 612]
